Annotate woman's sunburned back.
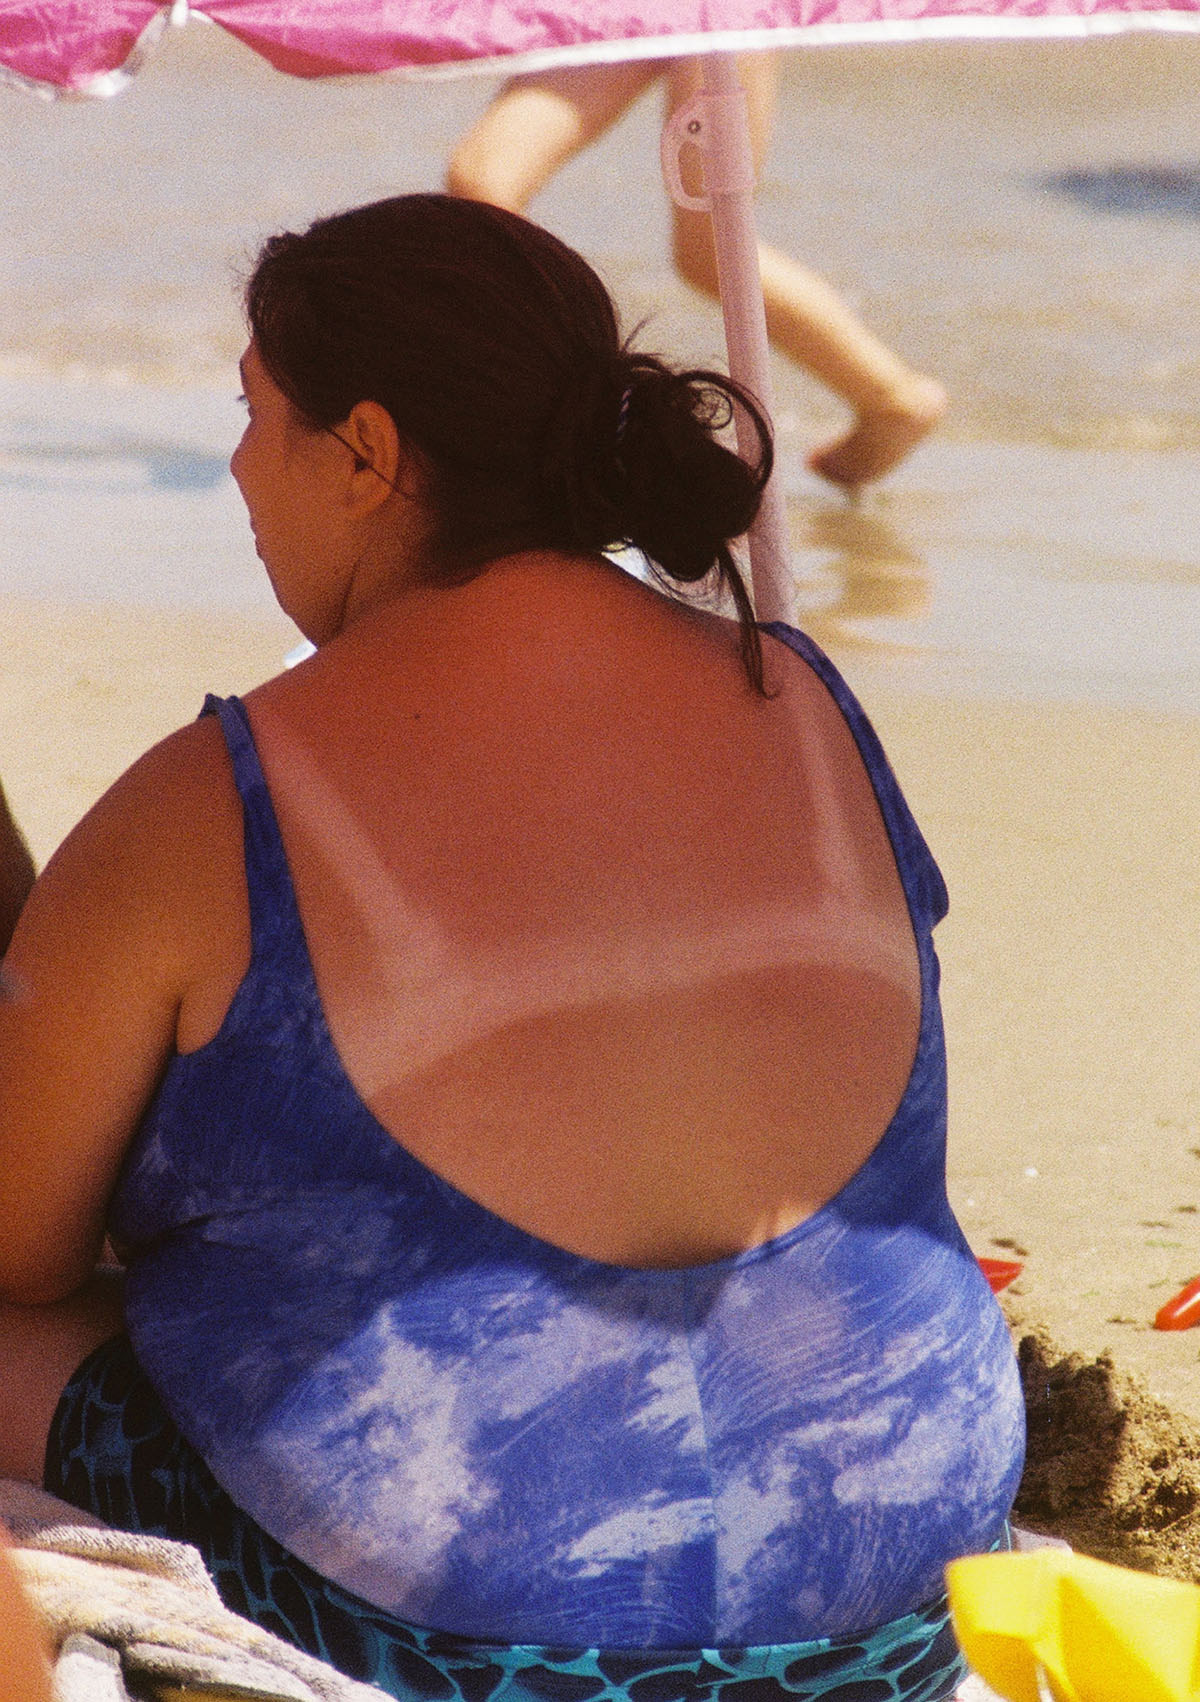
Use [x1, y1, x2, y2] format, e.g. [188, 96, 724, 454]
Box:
[182, 553, 920, 1269]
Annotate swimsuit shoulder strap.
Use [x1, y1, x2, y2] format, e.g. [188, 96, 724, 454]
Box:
[201, 692, 309, 963]
[760, 623, 949, 931]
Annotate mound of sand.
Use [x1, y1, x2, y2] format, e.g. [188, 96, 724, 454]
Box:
[1013, 1323, 1200, 1581]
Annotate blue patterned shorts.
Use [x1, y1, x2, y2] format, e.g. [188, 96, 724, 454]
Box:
[45, 1336, 969, 1702]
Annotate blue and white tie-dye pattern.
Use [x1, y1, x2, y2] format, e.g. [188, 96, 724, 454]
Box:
[109, 624, 1025, 1652]
[46, 1334, 977, 1702]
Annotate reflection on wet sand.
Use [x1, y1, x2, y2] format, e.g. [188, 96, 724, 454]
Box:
[779, 439, 1200, 715]
[787, 502, 931, 656]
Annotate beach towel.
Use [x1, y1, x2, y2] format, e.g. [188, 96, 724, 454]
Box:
[0, 1478, 386, 1702]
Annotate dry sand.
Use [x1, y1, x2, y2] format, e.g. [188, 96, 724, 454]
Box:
[0, 595, 295, 862]
[3, 587, 1200, 1579]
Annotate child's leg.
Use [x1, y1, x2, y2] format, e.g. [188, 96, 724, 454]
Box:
[0, 1270, 123, 1485]
[447, 62, 664, 214]
[666, 54, 946, 488]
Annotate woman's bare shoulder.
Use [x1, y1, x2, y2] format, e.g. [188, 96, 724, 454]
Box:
[22, 713, 241, 966]
[95, 711, 233, 822]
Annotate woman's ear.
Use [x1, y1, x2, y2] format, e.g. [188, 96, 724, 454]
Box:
[336, 400, 415, 515]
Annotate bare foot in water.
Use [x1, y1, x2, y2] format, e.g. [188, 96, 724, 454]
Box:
[808, 376, 948, 491]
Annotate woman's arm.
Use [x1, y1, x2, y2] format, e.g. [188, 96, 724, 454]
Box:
[0, 718, 245, 1305]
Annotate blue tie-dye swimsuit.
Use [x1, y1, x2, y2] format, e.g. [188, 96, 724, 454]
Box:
[75, 625, 1021, 1695]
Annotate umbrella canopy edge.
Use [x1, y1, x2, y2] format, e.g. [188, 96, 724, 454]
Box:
[0, 6, 171, 101]
[6, 5, 1200, 100]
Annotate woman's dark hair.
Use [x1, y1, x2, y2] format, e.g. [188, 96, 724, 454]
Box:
[245, 193, 774, 690]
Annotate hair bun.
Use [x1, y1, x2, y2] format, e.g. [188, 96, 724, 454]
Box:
[606, 358, 770, 580]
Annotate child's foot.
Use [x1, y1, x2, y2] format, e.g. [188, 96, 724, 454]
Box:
[808, 376, 948, 490]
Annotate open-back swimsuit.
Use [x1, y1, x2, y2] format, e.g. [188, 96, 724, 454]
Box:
[46, 625, 1025, 1702]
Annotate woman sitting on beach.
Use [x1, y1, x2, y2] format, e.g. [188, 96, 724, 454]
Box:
[0, 194, 1023, 1702]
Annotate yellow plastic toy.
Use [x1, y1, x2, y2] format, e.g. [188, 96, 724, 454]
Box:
[947, 1548, 1200, 1702]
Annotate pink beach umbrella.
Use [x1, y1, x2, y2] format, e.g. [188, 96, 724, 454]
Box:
[4, 0, 1200, 618]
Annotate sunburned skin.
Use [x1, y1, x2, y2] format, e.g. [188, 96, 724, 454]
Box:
[226, 592, 922, 1268]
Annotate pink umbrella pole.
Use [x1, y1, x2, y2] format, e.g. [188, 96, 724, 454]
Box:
[661, 54, 792, 624]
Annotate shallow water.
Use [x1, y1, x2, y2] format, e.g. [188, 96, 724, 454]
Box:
[2, 19, 1200, 707]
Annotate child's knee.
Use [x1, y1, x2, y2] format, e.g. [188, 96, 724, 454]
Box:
[445, 139, 500, 205]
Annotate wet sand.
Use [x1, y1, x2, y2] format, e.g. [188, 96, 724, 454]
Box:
[784, 434, 1200, 714]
